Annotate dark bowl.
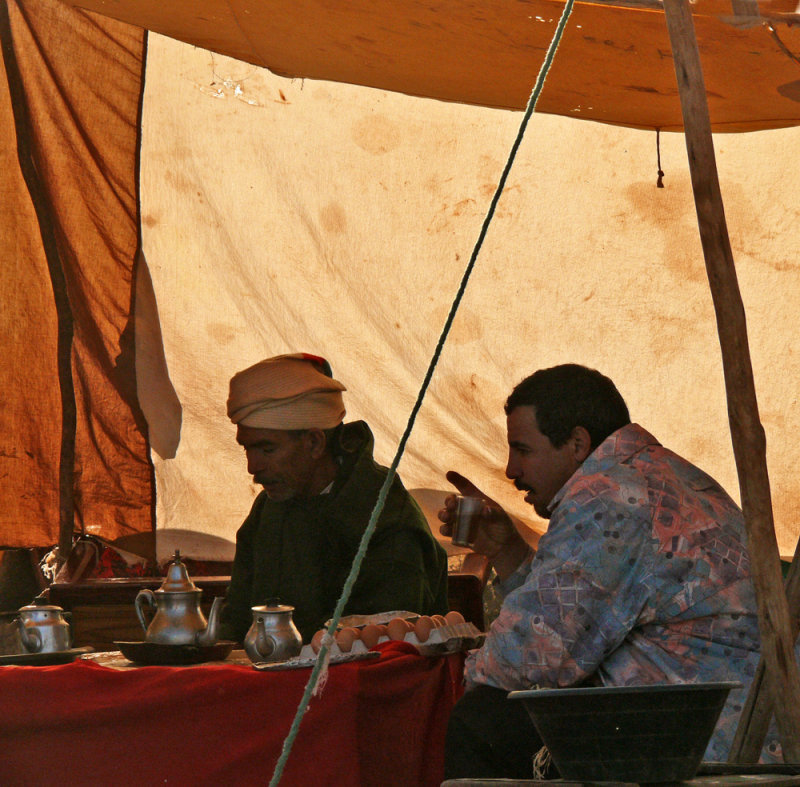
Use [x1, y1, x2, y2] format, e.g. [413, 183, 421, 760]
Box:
[508, 681, 740, 783]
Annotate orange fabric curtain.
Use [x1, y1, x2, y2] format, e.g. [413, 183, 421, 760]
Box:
[0, 0, 152, 550]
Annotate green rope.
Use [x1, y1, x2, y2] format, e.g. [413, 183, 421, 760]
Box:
[267, 4, 575, 784]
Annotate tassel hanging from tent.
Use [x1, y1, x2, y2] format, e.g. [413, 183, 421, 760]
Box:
[656, 128, 665, 188]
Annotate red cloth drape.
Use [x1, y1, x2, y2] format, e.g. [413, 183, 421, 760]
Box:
[0, 641, 464, 786]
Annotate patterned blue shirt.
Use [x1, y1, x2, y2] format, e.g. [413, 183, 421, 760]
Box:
[465, 423, 787, 761]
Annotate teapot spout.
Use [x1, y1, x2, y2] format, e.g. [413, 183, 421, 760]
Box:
[195, 596, 224, 646]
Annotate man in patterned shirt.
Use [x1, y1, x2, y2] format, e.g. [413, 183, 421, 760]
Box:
[439, 363, 778, 779]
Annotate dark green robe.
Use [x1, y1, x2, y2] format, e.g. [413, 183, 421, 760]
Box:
[220, 421, 448, 643]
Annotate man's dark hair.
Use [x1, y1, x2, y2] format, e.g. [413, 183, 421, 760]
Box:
[505, 364, 630, 450]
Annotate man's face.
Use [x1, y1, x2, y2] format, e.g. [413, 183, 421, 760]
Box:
[505, 405, 583, 519]
[236, 425, 319, 502]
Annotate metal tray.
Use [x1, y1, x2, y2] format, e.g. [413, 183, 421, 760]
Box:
[114, 640, 236, 665]
[0, 646, 94, 666]
[252, 650, 380, 671]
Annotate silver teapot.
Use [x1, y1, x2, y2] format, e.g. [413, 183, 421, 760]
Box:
[135, 550, 223, 646]
[244, 602, 302, 663]
[17, 603, 72, 653]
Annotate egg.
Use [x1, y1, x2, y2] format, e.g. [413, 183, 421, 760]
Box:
[310, 629, 327, 653]
[376, 624, 389, 640]
[431, 614, 448, 628]
[360, 624, 382, 649]
[335, 627, 359, 652]
[444, 610, 465, 626]
[387, 617, 412, 640]
[414, 615, 434, 643]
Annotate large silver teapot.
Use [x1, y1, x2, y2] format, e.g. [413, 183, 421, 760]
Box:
[244, 602, 302, 663]
[135, 550, 223, 646]
[17, 603, 72, 653]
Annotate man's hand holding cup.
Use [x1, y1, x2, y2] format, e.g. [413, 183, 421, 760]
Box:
[438, 471, 531, 580]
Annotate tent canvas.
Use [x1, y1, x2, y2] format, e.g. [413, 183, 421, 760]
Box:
[137, 35, 800, 555]
[3, 0, 800, 559]
[3, 0, 800, 762]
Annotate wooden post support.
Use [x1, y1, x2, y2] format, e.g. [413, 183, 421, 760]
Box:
[662, 0, 800, 762]
[729, 538, 800, 761]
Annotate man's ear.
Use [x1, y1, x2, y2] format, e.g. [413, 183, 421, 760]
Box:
[305, 429, 328, 460]
[570, 426, 593, 463]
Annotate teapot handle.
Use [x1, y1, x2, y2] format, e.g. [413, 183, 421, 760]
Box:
[134, 589, 156, 634]
[256, 631, 277, 659]
[16, 618, 42, 653]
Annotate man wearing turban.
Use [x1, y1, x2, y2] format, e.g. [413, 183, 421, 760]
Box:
[219, 353, 449, 644]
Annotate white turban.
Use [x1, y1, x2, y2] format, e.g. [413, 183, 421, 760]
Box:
[227, 353, 346, 430]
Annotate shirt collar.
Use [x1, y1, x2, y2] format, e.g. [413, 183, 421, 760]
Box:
[547, 423, 659, 513]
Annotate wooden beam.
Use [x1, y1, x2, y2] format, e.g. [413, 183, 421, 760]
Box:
[662, 0, 800, 762]
[729, 539, 800, 761]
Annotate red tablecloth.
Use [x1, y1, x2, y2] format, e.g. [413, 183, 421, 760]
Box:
[0, 641, 464, 786]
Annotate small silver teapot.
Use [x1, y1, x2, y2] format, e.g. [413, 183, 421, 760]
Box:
[135, 550, 223, 646]
[244, 602, 302, 663]
[17, 603, 72, 653]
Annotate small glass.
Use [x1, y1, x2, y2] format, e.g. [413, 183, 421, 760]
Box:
[451, 496, 483, 547]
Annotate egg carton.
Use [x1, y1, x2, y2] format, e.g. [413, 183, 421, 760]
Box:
[400, 621, 485, 656]
[297, 638, 370, 660]
[298, 621, 484, 660]
[325, 610, 418, 628]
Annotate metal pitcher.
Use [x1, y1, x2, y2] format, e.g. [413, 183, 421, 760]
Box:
[244, 602, 302, 663]
[17, 604, 72, 653]
[135, 550, 223, 646]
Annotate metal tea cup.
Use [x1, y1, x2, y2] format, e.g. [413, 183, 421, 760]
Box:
[451, 496, 483, 547]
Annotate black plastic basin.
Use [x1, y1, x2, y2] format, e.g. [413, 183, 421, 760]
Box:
[508, 681, 740, 783]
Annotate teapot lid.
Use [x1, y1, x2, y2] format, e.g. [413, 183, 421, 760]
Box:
[18, 603, 65, 614]
[156, 550, 199, 593]
[252, 598, 295, 614]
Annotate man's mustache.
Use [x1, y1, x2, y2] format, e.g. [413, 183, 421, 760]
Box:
[514, 479, 532, 493]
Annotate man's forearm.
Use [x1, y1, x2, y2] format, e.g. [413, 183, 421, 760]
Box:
[490, 536, 533, 583]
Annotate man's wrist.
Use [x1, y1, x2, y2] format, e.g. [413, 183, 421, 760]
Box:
[490, 536, 532, 582]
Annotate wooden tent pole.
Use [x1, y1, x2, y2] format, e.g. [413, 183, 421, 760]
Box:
[662, 0, 800, 761]
[730, 536, 800, 760]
